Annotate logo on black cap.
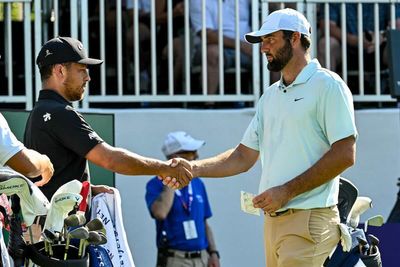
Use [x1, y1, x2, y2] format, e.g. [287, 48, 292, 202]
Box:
[45, 50, 53, 58]
[36, 37, 103, 68]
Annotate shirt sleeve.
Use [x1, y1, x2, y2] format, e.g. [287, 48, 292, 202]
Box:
[145, 177, 164, 217]
[240, 97, 263, 151]
[46, 107, 103, 157]
[190, 0, 218, 34]
[317, 78, 358, 145]
[0, 114, 24, 166]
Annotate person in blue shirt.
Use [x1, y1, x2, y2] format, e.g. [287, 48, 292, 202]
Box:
[146, 131, 220, 267]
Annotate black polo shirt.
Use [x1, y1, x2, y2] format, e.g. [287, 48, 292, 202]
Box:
[24, 90, 103, 200]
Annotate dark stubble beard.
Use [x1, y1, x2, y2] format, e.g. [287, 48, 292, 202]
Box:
[267, 39, 293, 72]
[63, 76, 84, 102]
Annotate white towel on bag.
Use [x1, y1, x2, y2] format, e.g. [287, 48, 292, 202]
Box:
[91, 188, 135, 267]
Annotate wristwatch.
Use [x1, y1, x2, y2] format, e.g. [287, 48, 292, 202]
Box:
[208, 250, 220, 259]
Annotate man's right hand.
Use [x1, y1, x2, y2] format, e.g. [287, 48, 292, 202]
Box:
[159, 158, 193, 189]
[34, 155, 54, 187]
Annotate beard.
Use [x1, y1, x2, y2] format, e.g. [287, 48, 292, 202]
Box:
[266, 39, 293, 72]
[63, 76, 85, 102]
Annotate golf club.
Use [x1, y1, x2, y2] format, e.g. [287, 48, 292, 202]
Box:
[364, 215, 384, 232]
[367, 234, 380, 255]
[63, 213, 86, 240]
[85, 218, 106, 234]
[348, 196, 372, 228]
[64, 227, 89, 260]
[356, 236, 369, 255]
[42, 229, 57, 256]
[79, 231, 103, 258]
[41, 232, 49, 254]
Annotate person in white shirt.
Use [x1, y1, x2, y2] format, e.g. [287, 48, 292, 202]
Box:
[0, 113, 53, 186]
[190, 0, 252, 99]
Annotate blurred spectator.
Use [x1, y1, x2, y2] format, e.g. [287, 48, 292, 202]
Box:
[269, 3, 297, 12]
[126, 0, 151, 92]
[146, 131, 220, 267]
[155, 0, 185, 93]
[126, 0, 186, 94]
[190, 0, 252, 102]
[105, 0, 130, 55]
[318, 3, 400, 74]
[101, 0, 131, 92]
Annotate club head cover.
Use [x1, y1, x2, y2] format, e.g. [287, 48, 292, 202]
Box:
[337, 177, 359, 224]
[57, 179, 83, 195]
[44, 192, 82, 233]
[338, 223, 352, 252]
[78, 181, 90, 213]
[0, 169, 49, 226]
[348, 197, 373, 228]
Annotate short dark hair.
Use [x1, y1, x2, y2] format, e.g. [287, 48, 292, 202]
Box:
[39, 65, 54, 82]
[282, 30, 311, 51]
[39, 62, 72, 82]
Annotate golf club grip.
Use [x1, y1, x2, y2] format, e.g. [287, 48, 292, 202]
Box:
[78, 182, 90, 212]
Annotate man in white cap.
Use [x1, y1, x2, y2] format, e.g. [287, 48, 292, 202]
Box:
[166, 9, 358, 267]
[146, 131, 220, 267]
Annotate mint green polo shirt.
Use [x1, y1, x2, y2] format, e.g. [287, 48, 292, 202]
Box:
[241, 59, 358, 210]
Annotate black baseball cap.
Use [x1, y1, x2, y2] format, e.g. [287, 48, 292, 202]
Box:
[36, 37, 103, 68]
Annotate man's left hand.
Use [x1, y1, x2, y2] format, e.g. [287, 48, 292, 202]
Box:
[252, 185, 291, 214]
[91, 184, 114, 196]
[208, 253, 220, 267]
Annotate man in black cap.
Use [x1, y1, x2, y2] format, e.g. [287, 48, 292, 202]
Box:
[24, 37, 192, 200]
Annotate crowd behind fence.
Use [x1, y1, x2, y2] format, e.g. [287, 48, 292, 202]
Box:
[0, 0, 399, 110]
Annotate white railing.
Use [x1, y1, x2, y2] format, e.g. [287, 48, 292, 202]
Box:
[0, 0, 398, 110]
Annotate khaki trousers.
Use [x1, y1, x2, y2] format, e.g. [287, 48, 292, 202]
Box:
[165, 249, 208, 267]
[264, 206, 340, 267]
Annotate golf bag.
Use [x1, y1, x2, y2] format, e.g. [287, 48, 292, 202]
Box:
[387, 177, 400, 223]
[0, 170, 97, 266]
[324, 178, 383, 267]
[26, 241, 89, 267]
[88, 245, 113, 267]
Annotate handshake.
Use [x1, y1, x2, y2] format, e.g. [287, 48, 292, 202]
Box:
[158, 158, 194, 189]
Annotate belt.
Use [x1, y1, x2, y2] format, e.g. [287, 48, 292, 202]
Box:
[268, 206, 337, 217]
[268, 209, 295, 217]
[164, 249, 203, 259]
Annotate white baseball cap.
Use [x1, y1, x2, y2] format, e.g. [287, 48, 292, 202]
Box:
[245, 8, 311, 44]
[162, 131, 205, 157]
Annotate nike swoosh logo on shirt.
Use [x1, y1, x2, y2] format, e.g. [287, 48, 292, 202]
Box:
[294, 98, 304, 102]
